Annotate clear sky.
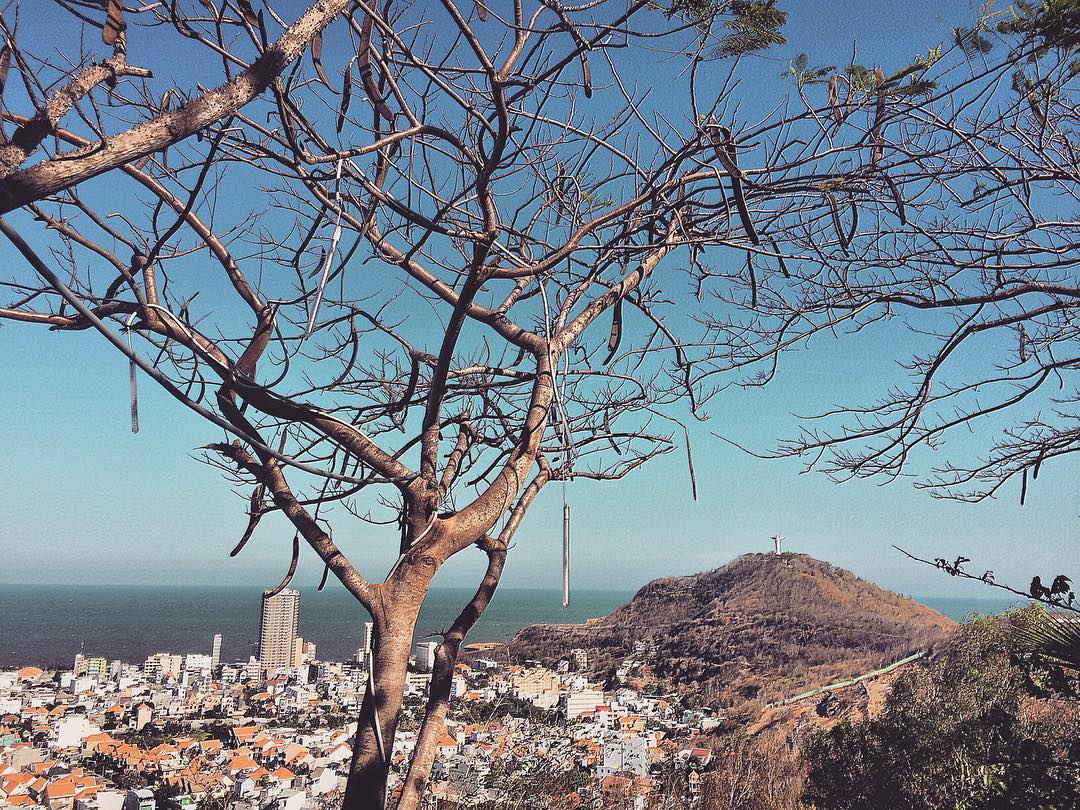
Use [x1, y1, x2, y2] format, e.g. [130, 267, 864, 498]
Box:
[0, 1, 1075, 599]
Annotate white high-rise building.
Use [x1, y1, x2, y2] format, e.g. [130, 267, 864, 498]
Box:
[414, 641, 439, 673]
[259, 589, 300, 671]
[211, 634, 222, 669]
[356, 621, 375, 664]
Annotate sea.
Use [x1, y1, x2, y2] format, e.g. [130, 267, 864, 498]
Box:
[0, 584, 1019, 669]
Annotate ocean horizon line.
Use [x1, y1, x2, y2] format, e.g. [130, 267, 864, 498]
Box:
[0, 582, 632, 593]
[0, 581, 1021, 602]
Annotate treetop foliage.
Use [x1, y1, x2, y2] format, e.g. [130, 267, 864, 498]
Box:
[804, 610, 1080, 810]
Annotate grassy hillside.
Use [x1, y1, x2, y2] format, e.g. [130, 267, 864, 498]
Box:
[511, 553, 955, 707]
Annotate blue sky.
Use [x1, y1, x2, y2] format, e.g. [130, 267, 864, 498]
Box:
[0, 1, 1075, 598]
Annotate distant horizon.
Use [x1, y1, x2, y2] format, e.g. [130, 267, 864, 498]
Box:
[0, 549, 1031, 601]
[0, 580, 1022, 603]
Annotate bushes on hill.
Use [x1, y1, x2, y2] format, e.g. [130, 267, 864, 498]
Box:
[802, 609, 1079, 810]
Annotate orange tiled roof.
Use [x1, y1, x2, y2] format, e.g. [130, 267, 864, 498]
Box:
[226, 755, 259, 773]
[44, 777, 77, 800]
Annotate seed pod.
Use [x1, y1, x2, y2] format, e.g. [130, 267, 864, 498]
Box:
[707, 119, 760, 246]
[1019, 324, 1027, 363]
[769, 237, 790, 278]
[390, 355, 421, 420]
[826, 192, 849, 254]
[1020, 468, 1028, 506]
[883, 173, 906, 225]
[327, 322, 360, 389]
[230, 485, 265, 557]
[746, 250, 757, 307]
[541, 0, 592, 97]
[870, 67, 886, 167]
[476, 0, 489, 22]
[337, 62, 353, 134]
[265, 533, 301, 597]
[0, 44, 10, 100]
[311, 31, 336, 93]
[603, 409, 621, 455]
[103, 0, 123, 45]
[1027, 89, 1047, 129]
[317, 562, 331, 591]
[604, 297, 623, 364]
[827, 73, 843, 126]
[129, 356, 139, 433]
[236, 0, 259, 27]
[358, 12, 394, 122]
[847, 197, 859, 246]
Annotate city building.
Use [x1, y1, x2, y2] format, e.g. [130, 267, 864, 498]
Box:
[185, 654, 213, 675]
[211, 633, 222, 669]
[597, 734, 650, 778]
[245, 655, 261, 682]
[0, 618, 713, 808]
[259, 588, 301, 671]
[356, 621, 375, 664]
[414, 641, 439, 673]
[144, 653, 183, 680]
[86, 656, 108, 677]
[566, 687, 606, 720]
[571, 648, 589, 671]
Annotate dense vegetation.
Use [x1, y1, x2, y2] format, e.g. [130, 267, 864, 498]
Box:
[801, 609, 1080, 810]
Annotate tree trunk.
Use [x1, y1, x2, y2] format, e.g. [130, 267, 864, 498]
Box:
[395, 540, 506, 810]
[342, 575, 428, 809]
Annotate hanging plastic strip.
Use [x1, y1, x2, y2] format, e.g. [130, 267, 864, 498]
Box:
[126, 311, 139, 434]
[562, 495, 571, 607]
[305, 159, 344, 339]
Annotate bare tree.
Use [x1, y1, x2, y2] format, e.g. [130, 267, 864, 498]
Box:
[0, 1, 1075, 807]
[698, 3, 1080, 503]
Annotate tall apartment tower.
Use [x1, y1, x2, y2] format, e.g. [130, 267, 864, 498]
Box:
[356, 621, 375, 665]
[211, 634, 222, 669]
[414, 641, 439, 673]
[258, 589, 300, 670]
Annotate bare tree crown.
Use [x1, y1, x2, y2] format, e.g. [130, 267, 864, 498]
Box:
[1, 1, 1077, 805]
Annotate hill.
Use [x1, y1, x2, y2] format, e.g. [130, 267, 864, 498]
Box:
[509, 553, 955, 708]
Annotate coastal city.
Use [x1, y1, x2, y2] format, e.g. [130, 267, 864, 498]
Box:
[0, 589, 716, 809]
